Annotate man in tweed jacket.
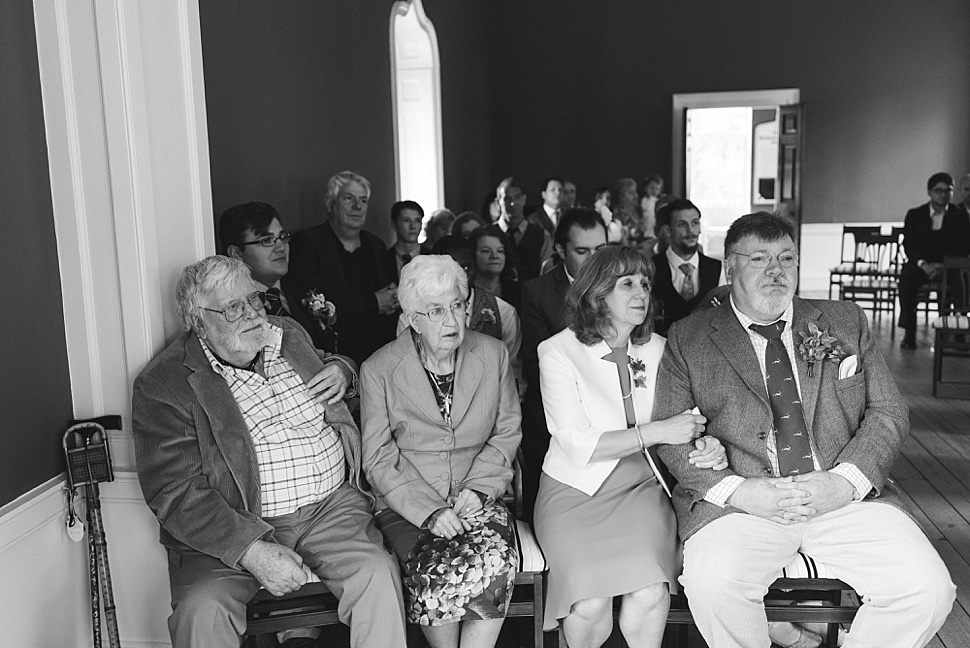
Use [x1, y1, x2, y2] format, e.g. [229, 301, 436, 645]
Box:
[132, 256, 405, 648]
[654, 212, 953, 648]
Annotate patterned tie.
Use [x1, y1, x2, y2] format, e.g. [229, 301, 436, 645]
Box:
[679, 262, 696, 301]
[262, 287, 288, 317]
[750, 321, 815, 476]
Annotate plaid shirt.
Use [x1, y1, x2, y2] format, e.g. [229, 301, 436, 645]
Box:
[704, 299, 871, 507]
[201, 325, 345, 517]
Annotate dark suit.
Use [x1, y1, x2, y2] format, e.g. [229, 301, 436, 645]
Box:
[132, 317, 404, 647]
[527, 206, 557, 235]
[898, 203, 970, 329]
[654, 298, 953, 646]
[507, 221, 548, 283]
[518, 265, 570, 515]
[285, 221, 397, 367]
[271, 282, 338, 353]
[651, 251, 722, 336]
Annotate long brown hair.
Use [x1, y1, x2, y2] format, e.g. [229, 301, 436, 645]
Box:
[565, 246, 657, 346]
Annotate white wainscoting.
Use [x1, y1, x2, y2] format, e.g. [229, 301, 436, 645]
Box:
[0, 474, 170, 647]
[799, 222, 903, 298]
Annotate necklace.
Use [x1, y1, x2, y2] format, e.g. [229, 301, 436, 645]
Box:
[427, 370, 454, 425]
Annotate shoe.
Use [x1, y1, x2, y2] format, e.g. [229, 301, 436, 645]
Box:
[775, 627, 823, 648]
[280, 638, 319, 648]
[900, 330, 917, 349]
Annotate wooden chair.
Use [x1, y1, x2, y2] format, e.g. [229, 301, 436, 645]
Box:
[932, 256, 970, 398]
[244, 454, 547, 647]
[557, 554, 857, 648]
[829, 225, 881, 300]
[838, 231, 899, 322]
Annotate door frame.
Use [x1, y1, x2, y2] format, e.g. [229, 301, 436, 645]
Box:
[672, 89, 800, 197]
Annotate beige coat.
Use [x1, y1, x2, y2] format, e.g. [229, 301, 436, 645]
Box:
[360, 329, 522, 527]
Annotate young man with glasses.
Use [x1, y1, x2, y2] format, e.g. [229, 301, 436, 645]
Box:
[132, 256, 406, 648]
[898, 172, 970, 349]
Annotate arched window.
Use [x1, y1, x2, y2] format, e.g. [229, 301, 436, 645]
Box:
[390, 0, 444, 224]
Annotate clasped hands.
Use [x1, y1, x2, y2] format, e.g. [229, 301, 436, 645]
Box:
[727, 471, 856, 525]
[426, 488, 483, 539]
[375, 282, 399, 315]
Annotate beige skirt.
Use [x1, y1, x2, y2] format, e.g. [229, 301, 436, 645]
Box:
[534, 453, 680, 630]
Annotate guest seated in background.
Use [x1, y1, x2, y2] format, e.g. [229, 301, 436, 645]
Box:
[495, 177, 553, 283]
[534, 246, 724, 647]
[593, 186, 623, 243]
[384, 200, 424, 283]
[132, 256, 405, 648]
[361, 255, 522, 648]
[958, 172, 970, 215]
[520, 209, 608, 517]
[423, 208, 458, 252]
[470, 224, 522, 310]
[615, 177, 658, 256]
[898, 172, 970, 349]
[655, 211, 954, 648]
[651, 198, 722, 336]
[453, 211, 487, 239]
[562, 179, 579, 210]
[220, 202, 342, 359]
[527, 176, 564, 235]
[286, 171, 399, 368]
[639, 173, 665, 226]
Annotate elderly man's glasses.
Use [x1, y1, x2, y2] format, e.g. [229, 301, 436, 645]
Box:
[237, 232, 291, 248]
[415, 300, 467, 322]
[732, 251, 799, 269]
[202, 292, 265, 322]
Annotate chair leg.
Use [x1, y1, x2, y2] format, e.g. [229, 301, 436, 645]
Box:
[533, 572, 545, 648]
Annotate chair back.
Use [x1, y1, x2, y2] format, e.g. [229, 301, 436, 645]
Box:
[941, 256, 970, 316]
[851, 231, 898, 279]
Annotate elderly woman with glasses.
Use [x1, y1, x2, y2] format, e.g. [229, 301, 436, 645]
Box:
[534, 246, 727, 648]
[361, 255, 522, 648]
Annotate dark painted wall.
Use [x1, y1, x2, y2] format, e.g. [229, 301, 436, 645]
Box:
[202, 1, 970, 237]
[488, 0, 970, 223]
[0, 0, 74, 507]
[201, 1, 494, 243]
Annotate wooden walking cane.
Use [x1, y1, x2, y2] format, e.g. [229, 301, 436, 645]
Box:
[64, 416, 122, 648]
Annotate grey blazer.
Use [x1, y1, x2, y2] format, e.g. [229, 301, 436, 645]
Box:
[654, 297, 909, 541]
[132, 317, 365, 568]
[360, 329, 522, 528]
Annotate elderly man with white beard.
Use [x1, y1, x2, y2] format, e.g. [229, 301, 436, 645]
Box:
[132, 255, 406, 648]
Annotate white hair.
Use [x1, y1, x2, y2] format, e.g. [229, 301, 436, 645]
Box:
[325, 170, 371, 214]
[398, 255, 468, 317]
[175, 256, 253, 332]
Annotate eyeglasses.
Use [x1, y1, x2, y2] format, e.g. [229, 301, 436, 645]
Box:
[236, 232, 291, 248]
[202, 291, 265, 322]
[732, 251, 799, 269]
[415, 300, 467, 323]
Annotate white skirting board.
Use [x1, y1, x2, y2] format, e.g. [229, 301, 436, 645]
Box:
[0, 473, 171, 647]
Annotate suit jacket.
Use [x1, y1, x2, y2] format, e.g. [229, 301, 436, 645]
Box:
[527, 206, 557, 235]
[521, 264, 570, 405]
[652, 251, 722, 336]
[538, 328, 666, 495]
[654, 297, 909, 541]
[360, 330, 522, 528]
[285, 221, 396, 366]
[132, 317, 365, 568]
[902, 202, 970, 265]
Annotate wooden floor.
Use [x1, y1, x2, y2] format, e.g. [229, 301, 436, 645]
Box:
[878, 318, 970, 648]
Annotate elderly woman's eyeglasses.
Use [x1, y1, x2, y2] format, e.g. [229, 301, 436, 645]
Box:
[202, 292, 265, 322]
[237, 232, 291, 248]
[732, 251, 798, 269]
[415, 300, 467, 322]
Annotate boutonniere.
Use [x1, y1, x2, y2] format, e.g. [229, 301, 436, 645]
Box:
[628, 356, 649, 389]
[302, 290, 339, 353]
[480, 307, 496, 324]
[796, 322, 846, 377]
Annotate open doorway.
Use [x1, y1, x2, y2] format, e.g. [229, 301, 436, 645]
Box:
[672, 89, 800, 259]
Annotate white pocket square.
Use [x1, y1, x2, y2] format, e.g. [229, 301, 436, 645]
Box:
[838, 355, 858, 379]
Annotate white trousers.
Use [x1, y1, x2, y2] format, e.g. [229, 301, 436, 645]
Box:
[681, 503, 955, 648]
